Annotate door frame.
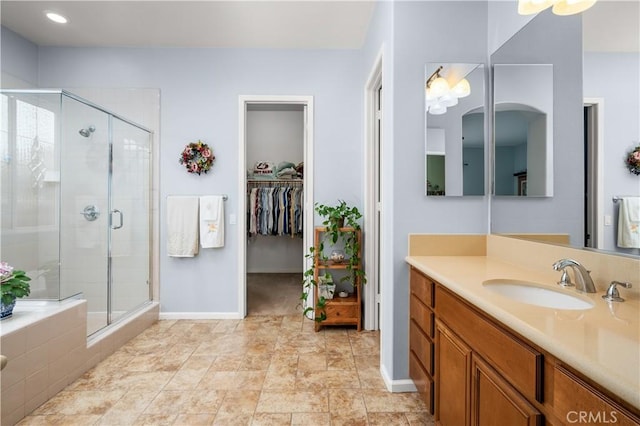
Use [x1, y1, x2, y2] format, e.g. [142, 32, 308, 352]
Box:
[364, 51, 383, 330]
[583, 98, 604, 249]
[237, 95, 314, 317]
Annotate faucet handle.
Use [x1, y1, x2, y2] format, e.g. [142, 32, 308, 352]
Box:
[557, 269, 574, 287]
[602, 281, 632, 302]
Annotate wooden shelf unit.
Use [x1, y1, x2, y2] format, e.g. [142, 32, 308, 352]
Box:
[313, 226, 362, 332]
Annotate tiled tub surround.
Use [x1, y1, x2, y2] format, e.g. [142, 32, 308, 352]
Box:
[406, 234, 640, 412]
[0, 300, 159, 426]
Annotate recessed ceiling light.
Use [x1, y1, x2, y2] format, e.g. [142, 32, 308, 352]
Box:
[45, 12, 68, 24]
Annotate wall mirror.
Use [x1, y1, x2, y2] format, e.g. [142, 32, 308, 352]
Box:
[490, 6, 640, 258]
[425, 63, 485, 196]
[493, 64, 553, 197]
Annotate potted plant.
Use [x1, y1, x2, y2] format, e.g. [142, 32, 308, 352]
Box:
[1, 262, 31, 320]
[317, 272, 335, 300]
[301, 201, 366, 323]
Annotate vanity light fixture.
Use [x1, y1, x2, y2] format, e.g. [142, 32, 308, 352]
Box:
[425, 66, 471, 115]
[45, 11, 68, 24]
[518, 0, 597, 16]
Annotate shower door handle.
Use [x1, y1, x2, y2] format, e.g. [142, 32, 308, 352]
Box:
[111, 209, 123, 230]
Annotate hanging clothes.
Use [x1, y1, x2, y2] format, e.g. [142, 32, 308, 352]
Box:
[247, 183, 303, 237]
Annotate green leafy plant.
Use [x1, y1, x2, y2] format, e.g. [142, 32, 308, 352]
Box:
[301, 201, 366, 322]
[1, 262, 31, 305]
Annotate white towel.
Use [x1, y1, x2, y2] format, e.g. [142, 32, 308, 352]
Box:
[617, 197, 640, 249]
[200, 195, 225, 248]
[167, 196, 200, 257]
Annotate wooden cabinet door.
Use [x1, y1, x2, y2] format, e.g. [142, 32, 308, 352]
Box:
[435, 319, 471, 426]
[471, 354, 542, 426]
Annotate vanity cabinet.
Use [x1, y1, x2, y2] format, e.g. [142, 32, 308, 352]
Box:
[409, 267, 435, 412]
[434, 285, 543, 426]
[408, 266, 640, 425]
[553, 365, 640, 426]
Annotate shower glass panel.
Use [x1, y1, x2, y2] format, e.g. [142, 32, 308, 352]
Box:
[1, 92, 62, 299]
[0, 90, 152, 337]
[60, 95, 110, 334]
[110, 117, 151, 324]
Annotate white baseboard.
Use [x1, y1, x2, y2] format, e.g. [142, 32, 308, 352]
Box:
[380, 364, 418, 393]
[159, 312, 244, 320]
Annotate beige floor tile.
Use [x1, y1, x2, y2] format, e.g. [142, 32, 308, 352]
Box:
[405, 412, 436, 425]
[362, 390, 428, 413]
[250, 412, 292, 426]
[367, 412, 411, 425]
[290, 412, 331, 425]
[212, 412, 253, 426]
[19, 316, 432, 426]
[296, 370, 361, 390]
[256, 390, 328, 413]
[32, 390, 126, 416]
[132, 413, 177, 425]
[217, 390, 261, 415]
[173, 413, 216, 426]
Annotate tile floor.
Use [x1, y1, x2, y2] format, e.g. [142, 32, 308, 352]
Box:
[17, 316, 433, 425]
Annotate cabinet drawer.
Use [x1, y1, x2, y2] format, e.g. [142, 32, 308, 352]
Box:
[436, 285, 543, 404]
[323, 303, 358, 322]
[410, 295, 434, 338]
[410, 319, 434, 375]
[410, 268, 434, 307]
[554, 365, 640, 426]
[409, 350, 434, 413]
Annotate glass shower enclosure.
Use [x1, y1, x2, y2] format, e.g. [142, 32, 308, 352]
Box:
[0, 90, 152, 336]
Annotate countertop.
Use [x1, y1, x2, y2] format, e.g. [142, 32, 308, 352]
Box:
[405, 255, 640, 411]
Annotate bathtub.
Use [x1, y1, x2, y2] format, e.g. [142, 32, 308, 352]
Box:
[0, 298, 159, 426]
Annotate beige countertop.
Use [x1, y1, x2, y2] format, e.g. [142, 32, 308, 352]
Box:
[406, 255, 640, 411]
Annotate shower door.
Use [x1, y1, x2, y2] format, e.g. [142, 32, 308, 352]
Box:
[59, 94, 151, 335]
[109, 117, 151, 324]
[60, 95, 111, 334]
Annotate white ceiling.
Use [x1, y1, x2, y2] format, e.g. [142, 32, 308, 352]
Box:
[0, 1, 637, 51]
[0, 1, 376, 49]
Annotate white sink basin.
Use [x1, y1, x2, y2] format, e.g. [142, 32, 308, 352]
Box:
[482, 279, 595, 310]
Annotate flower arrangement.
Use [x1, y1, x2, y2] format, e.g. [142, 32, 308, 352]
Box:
[179, 140, 215, 175]
[625, 145, 640, 176]
[1, 262, 31, 305]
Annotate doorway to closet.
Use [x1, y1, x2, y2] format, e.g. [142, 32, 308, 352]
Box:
[238, 96, 314, 318]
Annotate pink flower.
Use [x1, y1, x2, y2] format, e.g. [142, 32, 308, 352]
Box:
[632, 151, 640, 162]
[189, 162, 199, 173]
[202, 148, 212, 158]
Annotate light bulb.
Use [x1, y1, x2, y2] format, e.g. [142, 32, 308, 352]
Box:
[518, 0, 554, 15]
[429, 103, 447, 115]
[451, 78, 471, 98]
[429, 77, 450, 98]
[552, 0, 597, 15]
[440, 93, 459, 108]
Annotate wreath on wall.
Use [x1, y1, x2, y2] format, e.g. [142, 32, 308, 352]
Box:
[625, 144, 640, 176]
[179, 140, 215, 175]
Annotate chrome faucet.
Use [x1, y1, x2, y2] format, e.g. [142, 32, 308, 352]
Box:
[552, 259, 597, 293]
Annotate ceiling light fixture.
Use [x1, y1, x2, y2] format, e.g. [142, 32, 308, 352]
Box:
[518, 0, 598, 16]
[425, 66, 471, 116]
[45, 12, 68, 24]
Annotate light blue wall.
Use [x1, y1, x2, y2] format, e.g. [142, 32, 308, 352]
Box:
[584, 52, 640, 255]
[0, 26, 38, 87]
[34, 46, 364, 313]
[389, 0, 489, 380]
